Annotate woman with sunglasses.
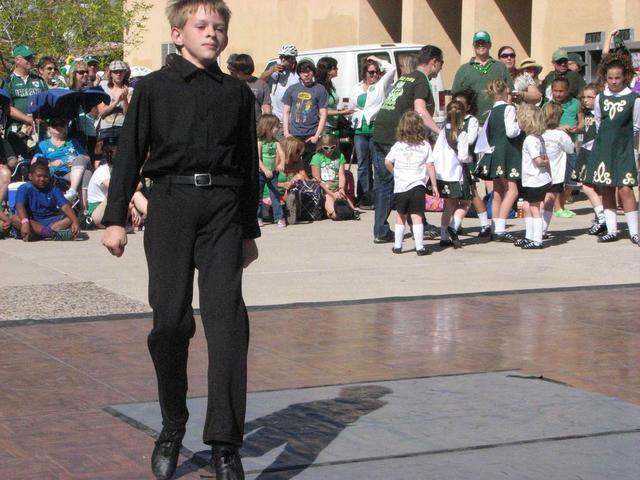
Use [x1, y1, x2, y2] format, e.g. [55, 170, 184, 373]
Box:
[348, 55, 396, 208]
[497, 46, 518, 80]
[38, 57, 65, 88]
[310, 134, 357, 219]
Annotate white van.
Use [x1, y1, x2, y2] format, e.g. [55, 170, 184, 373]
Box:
[265, 43, 446, 122]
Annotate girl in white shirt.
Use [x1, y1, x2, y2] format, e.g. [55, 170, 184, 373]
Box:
[430, 100, 472, 248]
[517, 104, 552, 249]
[385, 111, 439, 256]
[452, 88, 491, 237]
[541, 103, 575, 236]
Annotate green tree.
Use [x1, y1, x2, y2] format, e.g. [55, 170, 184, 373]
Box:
[0, 0, 151, 64]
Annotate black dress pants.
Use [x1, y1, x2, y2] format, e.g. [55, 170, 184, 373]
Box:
[144, 182, 249, 446]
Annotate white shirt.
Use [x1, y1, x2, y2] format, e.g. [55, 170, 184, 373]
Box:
[386, 140, 432, 193]
[475, 101, 521, 154]
[464, 114, 479, 146]
[266, 70, 300, 121]
[349, 60, 396, 128]
[433, 127, 470, 182]
[87, 164, 111, 203]
[521, 135, 552, 188]
[542, 129, 574, 184]
[593, 87, 640, 133]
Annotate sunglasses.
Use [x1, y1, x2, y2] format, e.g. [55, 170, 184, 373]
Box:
[321, 145, 336, 152]
[366, 70, 379, 75]
[500, 53, 516, 59]
[75, 70, 88, 75]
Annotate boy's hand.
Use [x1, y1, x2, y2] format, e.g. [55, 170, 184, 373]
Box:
[242, 239, 258, 268]
[103, 225, 128, 257]
[306, 135, 319, 144]
[70, 220, 81, 237]
[264, 170, 273, 179]
[20, 223, 30, 242]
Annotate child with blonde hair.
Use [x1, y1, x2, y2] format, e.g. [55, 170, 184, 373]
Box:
[278, 136, 311, 224]
[517, 104, 551, 248]
[541, 102, 575, 236]
[385, 111, 438, 255]
[475, 79, 523, 242]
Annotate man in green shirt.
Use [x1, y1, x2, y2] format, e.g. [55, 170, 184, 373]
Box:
[539, 49, 586, 102]
[452, 31, 513, 123]
[1, 45, 47, 157]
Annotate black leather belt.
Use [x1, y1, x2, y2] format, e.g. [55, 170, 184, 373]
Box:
[152, 173, 244, 187]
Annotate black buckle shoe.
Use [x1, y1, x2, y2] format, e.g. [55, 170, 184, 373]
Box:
[151, 440, 181, 480]
[416, 247, 431, 256]
[446, 226, 462, 249]
[211, 445, 245, 480]
[478, 225, 492, 238]
[391, 246, 402, 254]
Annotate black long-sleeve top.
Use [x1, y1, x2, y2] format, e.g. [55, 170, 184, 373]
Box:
[102, 53, 260, 240]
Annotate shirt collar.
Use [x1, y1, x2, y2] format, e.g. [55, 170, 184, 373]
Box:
[166, 53, 224, 82]
[470, 56, 495, 66]
[603, 86, 632, 96]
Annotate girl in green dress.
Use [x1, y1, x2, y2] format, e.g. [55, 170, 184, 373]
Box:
[584, 53, 639, 244]
[475, 80, 523, 242]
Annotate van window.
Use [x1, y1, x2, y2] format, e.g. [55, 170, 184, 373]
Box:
[356, 51, 391, 82]
[394, 50, 421, 75]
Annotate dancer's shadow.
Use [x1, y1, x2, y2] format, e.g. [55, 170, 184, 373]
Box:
[241, 384, 392, 479]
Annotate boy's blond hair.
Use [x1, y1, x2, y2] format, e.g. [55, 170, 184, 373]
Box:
[542, 102, 563, 129]
[517, 104, 545, 136]
[166, 0, 231, 29]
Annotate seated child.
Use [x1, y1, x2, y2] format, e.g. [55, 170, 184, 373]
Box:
[310, 133, 357, 219]
[33, 117, 91, 207]
[87, 159, 147, 229]
[277, 137, 310, 225]
[10, 160, 80, 241]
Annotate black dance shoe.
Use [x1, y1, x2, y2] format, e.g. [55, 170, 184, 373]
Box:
[597, 232, 618, 243]
[211, 445, 245, 480]
[151, 440, 181, 480]
[446, 226, 462, 249]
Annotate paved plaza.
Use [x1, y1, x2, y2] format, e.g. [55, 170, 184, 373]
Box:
[0, 197, 639, 479]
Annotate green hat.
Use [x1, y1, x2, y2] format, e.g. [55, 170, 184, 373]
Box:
[552, 49, 569, 62]
[12, 45, 34, 58]
[473, 31, 491, 43]
[567, 52, 585, 67]
[84, 55, 99, 65]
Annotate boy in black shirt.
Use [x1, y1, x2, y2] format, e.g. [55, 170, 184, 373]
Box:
[102, 1, 259, 479]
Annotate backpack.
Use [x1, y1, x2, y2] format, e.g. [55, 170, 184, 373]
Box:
[289, 180, 323, 221]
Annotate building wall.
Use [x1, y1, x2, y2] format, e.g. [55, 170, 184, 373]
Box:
[125, 0, 640, 86]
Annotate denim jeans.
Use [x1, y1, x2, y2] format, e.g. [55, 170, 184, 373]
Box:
[258, 173, 284, 221]
[354, 133, 375, 200]
[372, 141, 394, 238]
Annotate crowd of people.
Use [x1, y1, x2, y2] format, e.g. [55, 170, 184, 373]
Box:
[0, 29, 638, 251]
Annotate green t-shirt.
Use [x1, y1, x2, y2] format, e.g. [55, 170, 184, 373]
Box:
[261, 139, 278, 171]
[373, 70, 434, 145]
[559, 97, 579, 127]
[452, 58, 514, 124]
[310, 151, 346, 191]
[2, 72, 48, 115]
[325, 90, 339, 135]
[355, 91, 375, 135]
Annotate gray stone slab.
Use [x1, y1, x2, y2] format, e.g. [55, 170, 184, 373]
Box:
[108, 371, 640, 479]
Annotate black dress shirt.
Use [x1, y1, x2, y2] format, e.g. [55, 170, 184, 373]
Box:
[102, 54, 260, 239]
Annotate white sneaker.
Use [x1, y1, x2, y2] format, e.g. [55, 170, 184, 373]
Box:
[64, 189, 78, 204]
[277, 218, 287, 228]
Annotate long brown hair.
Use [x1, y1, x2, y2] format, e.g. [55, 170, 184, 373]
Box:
[396, 111, 426, 145]
[256, 114, 279, 140]
[281, 136, 304, 172]
[446, 100, 465, 143]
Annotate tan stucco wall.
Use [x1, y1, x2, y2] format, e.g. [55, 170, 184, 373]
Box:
[125, 0, 640, 86]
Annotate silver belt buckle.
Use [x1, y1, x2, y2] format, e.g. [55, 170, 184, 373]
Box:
[194, 173, 212, 187]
